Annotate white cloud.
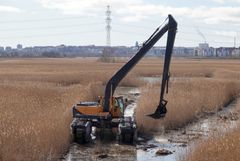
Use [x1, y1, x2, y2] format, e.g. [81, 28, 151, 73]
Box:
[39, 0, 240, 25]
[190, 6, 240, 24]
[0, 5, 22, 13]
[40, 0, 142, 16]
[212, 0, 240, 3]
[212, 0, 226, 3]
[215, 31, 237, 37]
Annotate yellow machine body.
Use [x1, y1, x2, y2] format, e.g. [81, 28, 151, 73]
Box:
[75, 96, 124, 118]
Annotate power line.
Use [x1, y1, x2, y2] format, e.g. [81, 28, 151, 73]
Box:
[0, 16, 94, 24]
[0, 28, 233, 46]
[0, 30, 103, 40]
[112, 23, 236, 39]
[112, 30, 147, 37]
[117, 18, 240, 37]
[0, 22, 104, 32]
[143, 18, 240, 32]
[113, 23, 153, 30]
[0, 14, 238, 47]
[0, 21, 234, 41]
[112, 27, 234, 40]
[175, 38, 234, 45]
[181, 24, 240, 33]
[177, 30, 234, 38]
[112, 29, 235, 45]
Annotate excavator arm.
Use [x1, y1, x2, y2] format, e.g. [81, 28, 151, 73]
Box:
[103, 15, 177, 119]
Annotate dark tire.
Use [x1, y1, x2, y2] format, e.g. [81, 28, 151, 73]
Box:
[72, 127, 77, 142]
[75, 129, 85, 144]
[99, 129, 104, 140]
[119, 132, 135, 143]
[130, 133, 134, 143]
[84, 121, 92, 143]
[72, 121, 92, 144]
[119, 132, 125, 143]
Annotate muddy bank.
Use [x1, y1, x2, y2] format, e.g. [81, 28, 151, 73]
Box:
[137, 98, 240, 161]
[63, 142, 136, 161]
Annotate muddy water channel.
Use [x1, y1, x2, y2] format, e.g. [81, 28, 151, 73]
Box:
[61, 84, 240, 161]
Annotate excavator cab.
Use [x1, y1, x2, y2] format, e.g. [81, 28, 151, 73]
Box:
[110, 97, 125, 118]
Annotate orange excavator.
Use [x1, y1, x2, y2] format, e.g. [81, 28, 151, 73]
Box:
[71, 15, 177, 143]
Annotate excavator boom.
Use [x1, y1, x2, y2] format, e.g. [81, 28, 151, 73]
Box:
[103, 15, 177, 119]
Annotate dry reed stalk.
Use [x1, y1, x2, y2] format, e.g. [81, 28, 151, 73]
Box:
[0, 82, 91, 161]
[184, 99, 240, 161]
[1, 58, 240, 160]
[136, 78, 240, 132]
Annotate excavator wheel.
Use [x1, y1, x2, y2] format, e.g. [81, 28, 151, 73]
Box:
[119, 128, 138, 143]
[71, 119, 92, 143]
[84, 121, 92, 142]
[118, 117, 137, 144]
[99, 128, 115, 142]
[119, 131, 134, 143]
[72, 127, 85, 143]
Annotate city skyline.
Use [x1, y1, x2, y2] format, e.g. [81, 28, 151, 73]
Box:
[0, 0, 240, 47]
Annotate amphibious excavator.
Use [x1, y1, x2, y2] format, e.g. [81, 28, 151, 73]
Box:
[71, 15, 177, 143]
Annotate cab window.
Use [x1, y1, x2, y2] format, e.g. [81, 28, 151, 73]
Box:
[114, 99, 118, 107]
[117, 98, 124, 114]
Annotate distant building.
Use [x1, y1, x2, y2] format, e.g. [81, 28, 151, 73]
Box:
[0, 44, 238, 58]
[0, 46, 4, 52]
[233, 48, 240, 57]
[216, 47, 235, 57]
[173, 47, 195, 56]
[17, 44, 23, 50]
[5, 46, 12, 51]
[135, 41, 139, 48]
[196, 43, 214, 57]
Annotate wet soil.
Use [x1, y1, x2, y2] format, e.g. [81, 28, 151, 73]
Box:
[138, 98, 240, 161]
[61, 86, 240, 161]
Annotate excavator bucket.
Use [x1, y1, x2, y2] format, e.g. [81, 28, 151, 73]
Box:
[147, 100, 167, 119]
[148, 107, 167, 119]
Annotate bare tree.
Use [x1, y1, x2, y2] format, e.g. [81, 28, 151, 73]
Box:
[99, 47, 115, 63]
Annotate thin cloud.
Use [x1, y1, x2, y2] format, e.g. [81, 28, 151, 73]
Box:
[215, 31, 237, 37]
[39, 0, 240, 25]
[212, 0, 240, 3]
[40, 0, 142, 16]
[212, 0, 226, 3]
[0, 5, 22, 13]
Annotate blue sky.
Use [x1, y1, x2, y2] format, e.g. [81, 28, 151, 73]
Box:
[0, 0, 240, 48]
